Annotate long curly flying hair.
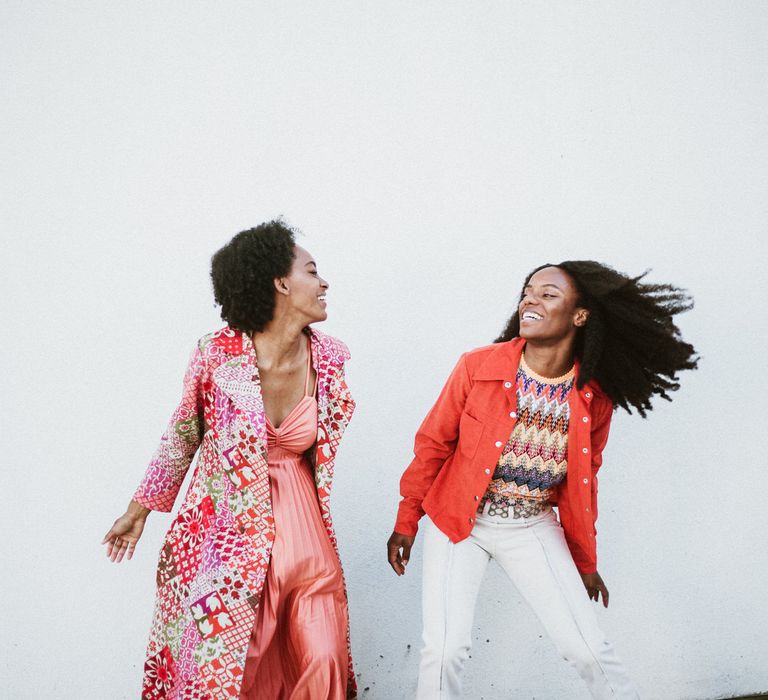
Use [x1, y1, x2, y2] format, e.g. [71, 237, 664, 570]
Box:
[495, 260, 699, 416]
[210, 219, 297, 333]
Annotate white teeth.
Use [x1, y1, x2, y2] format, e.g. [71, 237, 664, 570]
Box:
[523, 312, 542, 321]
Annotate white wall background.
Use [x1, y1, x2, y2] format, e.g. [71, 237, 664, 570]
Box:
[2, 2, 767, 699]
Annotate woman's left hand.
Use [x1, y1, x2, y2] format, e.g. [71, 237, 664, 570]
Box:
[580, 571, 609, 608]
[102, 500, 150, 563]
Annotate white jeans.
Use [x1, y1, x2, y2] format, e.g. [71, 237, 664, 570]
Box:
[416, 509, 639, 699]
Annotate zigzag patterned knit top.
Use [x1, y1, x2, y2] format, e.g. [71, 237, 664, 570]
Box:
[478, 354, 575, 519]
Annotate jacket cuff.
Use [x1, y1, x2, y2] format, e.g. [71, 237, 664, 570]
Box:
[132, 488, 174, 513]
[569, 546, 597, 575]
[394, 498, 423, 536]
[575, 563, 597, 575]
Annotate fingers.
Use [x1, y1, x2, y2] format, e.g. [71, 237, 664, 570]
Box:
[585, 581, 609, 607]
[106, 537, 116, 561]
[387, 533, 416, 576]
[581, 572, 609, 606]
[111, 538, 123, 563]
[105, 536, 135, 563]
[102, 523, 123, 545]
[598, 582, 610, 608]
[113, 538, 129, 563]
[387, 541, 404, 576]
[585, 584, 600, 603]
[401, 540, 412, 567]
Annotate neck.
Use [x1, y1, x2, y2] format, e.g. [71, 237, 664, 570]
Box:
[251, 316, 308, 370]
[522, 339, 575, 379]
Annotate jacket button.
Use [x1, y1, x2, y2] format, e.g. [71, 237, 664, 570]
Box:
[586, 507, 590, 512]
[504, 381, 512, 388]
[495, 441, 503, 447]
[582, 478, 589, 484]
[582, 447, 588, 454]
[582, 416, 589, 423]
[509, 411, 517, 418]
[474, 495, 479, 500]
[484, 468, 491, 475]
[469, 517, 474, 523]
[585, 392, 591, 398]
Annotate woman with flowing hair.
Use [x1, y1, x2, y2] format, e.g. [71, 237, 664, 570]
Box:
[103, 220, 357, 699]
[387, 261, 698, 699]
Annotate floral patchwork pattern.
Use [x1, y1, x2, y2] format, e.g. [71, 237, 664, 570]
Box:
[214, 571, 248, 607]
[205, 474, 228, 507]
[164, 614, 186, 659]
[235, 506, 275, 540]
[221, 445, 258, 489]
[156, 543, 179, 587]
[143, 646, 175, 700]
[218, 602, 256, 653]
[177, 497, 215, 549]
[194, 635, 228, 666]
[198, 652, 244, 699]
[190, 591, 233, 639]
[176, 414, 202, 447]
[226, 488, 255, 518]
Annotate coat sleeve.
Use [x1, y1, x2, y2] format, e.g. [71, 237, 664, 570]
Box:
[564, 394, 614, 575]
[589, 396, 614, 532]
[394, 353, 472, 537]
[132, 341, 206, 512]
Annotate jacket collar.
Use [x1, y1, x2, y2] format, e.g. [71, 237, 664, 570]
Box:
[474, 337, 596, 401]
[474, 338, 526, 380]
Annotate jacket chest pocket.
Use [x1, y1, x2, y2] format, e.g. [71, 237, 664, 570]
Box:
[457, 411, 484, 462]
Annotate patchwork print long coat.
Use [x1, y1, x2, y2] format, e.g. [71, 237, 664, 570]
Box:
[132, 326, 357, 699]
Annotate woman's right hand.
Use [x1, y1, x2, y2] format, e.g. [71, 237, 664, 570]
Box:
[102, 500, 150, 563]
[387, 531, 416, 576]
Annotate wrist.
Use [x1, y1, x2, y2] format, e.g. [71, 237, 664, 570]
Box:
[126, 500, 151, 521]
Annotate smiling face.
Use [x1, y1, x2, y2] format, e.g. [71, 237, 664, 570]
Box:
[518, 266, 589, 343]
[275, 245, 329, 324]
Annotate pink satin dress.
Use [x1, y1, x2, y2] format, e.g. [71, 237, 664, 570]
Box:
[239, 344, 349, 700]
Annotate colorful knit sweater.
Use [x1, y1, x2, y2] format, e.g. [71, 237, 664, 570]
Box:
[479, 355, 575, 519]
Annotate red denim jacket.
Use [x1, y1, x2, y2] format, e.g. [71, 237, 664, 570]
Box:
[394, 338, 614, 574]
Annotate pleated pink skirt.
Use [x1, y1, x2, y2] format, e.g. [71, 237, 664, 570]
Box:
[238, 445, 348, 700]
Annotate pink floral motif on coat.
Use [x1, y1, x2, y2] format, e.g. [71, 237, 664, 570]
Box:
[134, 327, 357, 699]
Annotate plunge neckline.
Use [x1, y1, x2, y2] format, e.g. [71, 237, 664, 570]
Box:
[263, 335, 316, 430]
[266, 395, 316, 432]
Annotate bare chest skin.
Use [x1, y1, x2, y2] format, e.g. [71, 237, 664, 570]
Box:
[258, 355, 317, 428]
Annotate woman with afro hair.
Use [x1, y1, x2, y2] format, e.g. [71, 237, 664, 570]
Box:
[103, 220, 358, 699]
[388, 261, 698, 699]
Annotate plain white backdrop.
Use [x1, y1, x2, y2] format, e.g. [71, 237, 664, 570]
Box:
[2, 2, 767, 699]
